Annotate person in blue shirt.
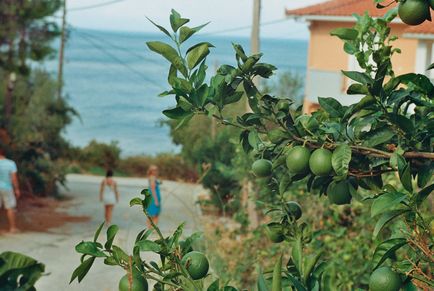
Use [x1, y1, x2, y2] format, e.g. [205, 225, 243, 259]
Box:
[0, 146, 21, 233]
[146, 165, 161, 228]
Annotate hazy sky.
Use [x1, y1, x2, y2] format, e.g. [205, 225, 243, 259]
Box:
[66, 0, 325, 39]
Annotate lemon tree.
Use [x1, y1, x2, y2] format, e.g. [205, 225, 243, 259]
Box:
[71, 4, 433, 290]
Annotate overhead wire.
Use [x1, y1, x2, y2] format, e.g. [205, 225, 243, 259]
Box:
[73, 27, 165, 89]
[199, 18, 290, 36]
[72, 27, 163, 66]
[69, 0, 125, 12]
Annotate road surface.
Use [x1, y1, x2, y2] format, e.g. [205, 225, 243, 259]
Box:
[0, 174, 204, 290]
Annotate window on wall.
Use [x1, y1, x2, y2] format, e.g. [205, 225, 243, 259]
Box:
[415, 40, 434, 81]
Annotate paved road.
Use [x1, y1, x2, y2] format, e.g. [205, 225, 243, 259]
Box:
[0, 174, 204, 290]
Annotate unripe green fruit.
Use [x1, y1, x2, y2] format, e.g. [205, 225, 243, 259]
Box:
[398, 0, 430, 25]
[285, 201, 302, 220]
[181, 251, 209, 280]
[369, 266, 401, 291]
[327, 180, 352, 205]
[268, 128, 287, 144]
[252, 159, 272, 177]
[277, 99, 290, 111]
[266, 222, 284, 243]
[286, 146, 311, 174]
[119, 274, 148, 291]
[309, 148, 333, 176]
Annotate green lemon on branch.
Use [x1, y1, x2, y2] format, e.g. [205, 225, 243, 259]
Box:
[369, 266, 401, 291]
[398, 0, 430, 25]
[252, 159, 273, 177]
[327, 180, 352, 205]
[309, 148, 333, 176]
[118, 274, 148, 291]
[181, 251, 209, 280]
[286, 146, 311, 174]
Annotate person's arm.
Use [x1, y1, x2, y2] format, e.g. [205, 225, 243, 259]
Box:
[150, 177, 159, 206]
[99, 180, 105, 202]
[11, 172, 21, 199]
[114, 182, 119, 203]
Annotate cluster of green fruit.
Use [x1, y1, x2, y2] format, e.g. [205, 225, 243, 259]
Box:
[252, 145, 352, 207]
[286, 146, 352, 205]
[118, 251, 209, 291]
[398, 0, 434, 25]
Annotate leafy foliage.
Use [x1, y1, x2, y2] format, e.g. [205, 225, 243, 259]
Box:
[72, 6, 434, 290]
[0, 251, 45, 291]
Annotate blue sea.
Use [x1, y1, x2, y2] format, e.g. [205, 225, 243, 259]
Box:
[46, 29, 308, 156]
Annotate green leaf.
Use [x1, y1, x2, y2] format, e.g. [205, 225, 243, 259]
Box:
[318, 97, 343, 118]
[146, 17, 172, 38]
[372, 238, 407, 269]
[195, 84, 209, 107]
[105, 225, 119, 250]
[271, 255, 282, 291]
[146, 41, 187, 77]
[0, 251, 40, 277]
[179, 23, 209, 43]
[292, 238, 302, 274]
[129, 197, 142, 207]
[363, 127, 395, 147]
[162, 107, 191, 119]
[187, 43, 212, 69]
[371, 191, 406, 217]
[112, 245, 129, 264]
[70, 257, 95, 283]
[387, 114, 414, 135]
[0, 252, 45, 290]
[347, 84, 368, 95]
[428, 62, 434, 70]
[257, 268, 269, 291]
[232, 43, 248, 62]
[342, 70, 373, 85]
[136, 240, 162, 252]
[174, 113, 194, 131]
[397, 155, 412, 192]
[75, 241, 107, 257]
[286, 273, 307, 291]
[169, 9, 189, 32]
[417, 163, 433, 188]
[303, 251, 323, 283]
[207, 279, 219, 291]
[330, 28, 358, 40]
[373, 209, 409, 237]
[93, 222, 105, 242]
[224, 91, 243, 105]
[415, 183, 434, 206]
[331, 144, 352, 177]
[248, 130, 261, 150]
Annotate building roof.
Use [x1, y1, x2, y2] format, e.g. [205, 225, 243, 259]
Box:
[285, 0, 392, 18]
[286, 0, 433, 36]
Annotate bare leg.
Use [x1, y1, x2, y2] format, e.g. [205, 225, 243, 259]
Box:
[6, 208, 18, 233]
[146, 216, 159, 229]
[105, 205, 114, 225]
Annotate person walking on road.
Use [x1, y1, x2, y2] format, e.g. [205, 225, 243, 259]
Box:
[146, 165, 161, 228]
[0, 146, 21, 233]
[99, 169, 119, 225]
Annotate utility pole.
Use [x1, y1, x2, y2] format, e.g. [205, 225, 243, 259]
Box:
[251, 0, 261, 87]
[57, 0, 67, 99]
[243, 0, 262, 230]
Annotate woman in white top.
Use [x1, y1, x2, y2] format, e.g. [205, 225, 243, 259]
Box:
[99, 169, 119, 225]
